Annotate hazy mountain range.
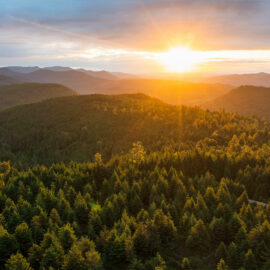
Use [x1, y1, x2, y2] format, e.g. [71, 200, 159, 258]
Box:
[0, 66, 232, 104]
[3, 66, 270, 121]
[204, 72, 270, 87]
[4, 66, 135, 79]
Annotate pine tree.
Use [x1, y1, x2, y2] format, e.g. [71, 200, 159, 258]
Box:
[5, 252, 33, 270]
[210, 217, 226, 245]
[58, 223, 77, 252]
[181, 257, 192, 270]
[228, 213, 242, 242]
[215, 242, 228, 263]
[204, 187, 217, 208]
[74, 193, 89, 229]
[0, 225, 18, 267]
[15, 222, 33, 256]
[243, 249, 257, 270]
[217, 259, 228, 270]
[254, 240, 270, 268]
[152, 209, 176, 246]
[144, 253, 166, 270]
[128, 258, 144, 270]
[227, 242, 242, 269]
[236, 191, 249, 210]
[186, 219, 210, 251]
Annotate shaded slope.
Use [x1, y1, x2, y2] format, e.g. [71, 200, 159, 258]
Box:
[0, 75, 20, 85]
[0, 83, 76, 111]
[203, 85, 270, 119]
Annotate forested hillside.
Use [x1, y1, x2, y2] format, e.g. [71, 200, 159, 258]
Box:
[204, 85, 270, 120]
[0, 93, 265, 164]
[1, 94, 270, 269]
[0, 83, 76, 111]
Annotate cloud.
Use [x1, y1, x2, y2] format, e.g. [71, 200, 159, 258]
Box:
[1, 0, 270, 72]
[1, 0, 268, 51]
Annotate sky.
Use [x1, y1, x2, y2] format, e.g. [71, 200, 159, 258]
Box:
[1, 0, 270, 74]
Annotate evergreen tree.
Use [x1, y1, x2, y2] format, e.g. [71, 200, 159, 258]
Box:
[210, 217, 226, 245]
[5, 252, 33, 270]
[186, 219, 210, 251]
[243, 249, 257, 270]
[0, 225, 18, 267]
[58, 223, 77, 252]
[15, 222, 33, 256]
[217, 259, 228, 270]
[227, 242, 242, 269]
[215, 242, 228, 263]
[181, 257, 192, 270]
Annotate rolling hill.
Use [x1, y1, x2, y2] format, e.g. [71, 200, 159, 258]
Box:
[0, 83, 76, 111]
[203, 85, 270, 120]
[0, 93, 266, 165]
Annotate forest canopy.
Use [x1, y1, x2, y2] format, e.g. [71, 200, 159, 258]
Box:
[1, 94, 270, 269]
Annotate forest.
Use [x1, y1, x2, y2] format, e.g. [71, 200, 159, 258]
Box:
[1, 94, 270, 269]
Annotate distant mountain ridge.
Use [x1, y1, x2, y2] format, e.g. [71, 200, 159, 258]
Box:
[4, 66, 135, 80]
[0, 68, 106, 94]
[76, 68, 119, 80]
[203, 85, 270, 120]
[7, 66, 40, 73]
[204, 72, 270, 87]
[0, 67, 232, 104]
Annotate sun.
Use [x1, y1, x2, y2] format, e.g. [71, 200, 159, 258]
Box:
[157, 46, 205, 73]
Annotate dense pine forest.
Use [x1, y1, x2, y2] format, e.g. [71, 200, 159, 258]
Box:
[1, 94, 270, 269]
